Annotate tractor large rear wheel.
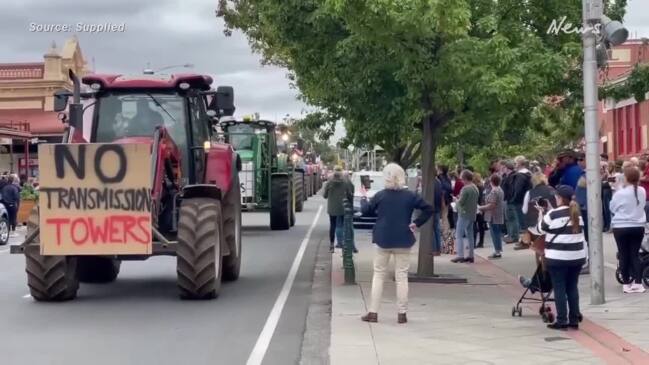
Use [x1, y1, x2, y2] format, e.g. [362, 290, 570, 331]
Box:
[24, 205, 79, 301]
[295, 172, 305, 212]
[176, 198, 223, 299]
[270, 175, 291, 230]
[222, 176, 242, 281]
[77, 257, 121, 283]
[305, 174, 311, 199]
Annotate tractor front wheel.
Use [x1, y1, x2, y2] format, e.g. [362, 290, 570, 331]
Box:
[222, 175, 242, 281]
[270, 175, 291, 230]
[24, 205, 79, 301]
[176, 198, 223, 299]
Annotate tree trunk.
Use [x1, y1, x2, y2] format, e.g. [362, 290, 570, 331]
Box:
[417, 116, 438, 277]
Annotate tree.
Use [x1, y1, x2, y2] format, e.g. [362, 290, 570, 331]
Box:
[217, 0, 624, 276]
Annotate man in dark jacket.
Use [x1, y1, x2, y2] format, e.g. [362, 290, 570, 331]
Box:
[437, 165, 454, 231]
[501, 160, 518, 243]
[323, 167, 354, 253]
[511, 156, 532, 245]
[1, 175, 21, 235]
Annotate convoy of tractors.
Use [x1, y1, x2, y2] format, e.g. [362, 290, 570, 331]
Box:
[9, 70, 323, 301]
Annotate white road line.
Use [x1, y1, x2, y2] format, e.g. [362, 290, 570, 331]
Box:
[246, 205, 323, 365]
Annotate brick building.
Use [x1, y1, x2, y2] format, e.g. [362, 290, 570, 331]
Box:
[0, 37, 88, 177]
[599, 39, 649, 160]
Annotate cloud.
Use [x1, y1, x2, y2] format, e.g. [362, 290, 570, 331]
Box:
[0, 0, 308, 123]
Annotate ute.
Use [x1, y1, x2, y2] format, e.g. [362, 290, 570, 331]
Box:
[10, 70, 242, 301]
[218, 118, 301, 230]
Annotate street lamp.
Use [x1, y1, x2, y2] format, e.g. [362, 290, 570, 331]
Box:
[582, 0, 629, 305]
[143, 63, 194, 75]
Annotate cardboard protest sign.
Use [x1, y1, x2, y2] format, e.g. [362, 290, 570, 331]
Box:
[38, 144, 153, 255]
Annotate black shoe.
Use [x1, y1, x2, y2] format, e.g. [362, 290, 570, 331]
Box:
[329, 246, 335, 253]
[475, 244, 484, 248]
[547, 323, 568, 330]
[488, 253, 502, 259]
[464, 257, 474, 263]
[568, 323, 579, 330]
[450, 257, 465, 263]
[353, 248, 359, 253]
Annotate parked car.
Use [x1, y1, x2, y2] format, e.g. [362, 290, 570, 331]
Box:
[0, 202, 9, 245]
[351, 170, 384, 229]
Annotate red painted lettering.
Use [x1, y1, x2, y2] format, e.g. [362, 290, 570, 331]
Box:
[87, 217, 109, 243]
[70, 218, 89, 245]
[136, 216, 151, 244]
[108, 216, 123, 243]
[45, 218, 70, 246]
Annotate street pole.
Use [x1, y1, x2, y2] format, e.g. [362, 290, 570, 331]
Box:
[583, 0, 605, 305]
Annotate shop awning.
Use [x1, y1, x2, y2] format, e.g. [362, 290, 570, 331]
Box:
[0, 109, 63, 136]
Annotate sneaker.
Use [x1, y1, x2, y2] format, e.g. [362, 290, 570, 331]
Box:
[488, 253, 502, 259]
[631, 283, 646, 293]
[513, 243, 529, 251]
[623, 284, 634, 293]
[353, 248, 359, 254]
[450, 257, 465, 263]
[547, 323, 568, 330]
[464, 257, 474, 263]
[518, 275, 532, 288]
[329, 246, 335, 253]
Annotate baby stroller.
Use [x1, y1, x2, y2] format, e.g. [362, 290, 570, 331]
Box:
[511, 259, 555, 323]
[615, 224, 649, 286]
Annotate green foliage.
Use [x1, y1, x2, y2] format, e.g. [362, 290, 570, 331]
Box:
[218, 1, 592, 162]
[20, 183, 38, 200]
[601, 64, 649, 102]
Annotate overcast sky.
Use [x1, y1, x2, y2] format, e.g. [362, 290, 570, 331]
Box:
[1, 0, 648, 139]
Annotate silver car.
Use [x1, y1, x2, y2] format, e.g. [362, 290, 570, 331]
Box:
[0, 203, 8, 245]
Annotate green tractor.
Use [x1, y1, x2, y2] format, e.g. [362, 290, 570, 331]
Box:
[219, 118, 305, 230]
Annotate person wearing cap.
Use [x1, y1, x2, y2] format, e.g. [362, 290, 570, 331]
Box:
[610, 166, 647, 294]
[554, 150, 583, 189]
[536, 185, 587, 330]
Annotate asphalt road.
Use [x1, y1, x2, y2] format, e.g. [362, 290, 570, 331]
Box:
[0, 197, 328, 365]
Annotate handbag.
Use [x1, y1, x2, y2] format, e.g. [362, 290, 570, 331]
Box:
[532, 215, 570, 256]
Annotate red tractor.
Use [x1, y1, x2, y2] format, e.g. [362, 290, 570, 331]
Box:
[11, 70, 242, 301]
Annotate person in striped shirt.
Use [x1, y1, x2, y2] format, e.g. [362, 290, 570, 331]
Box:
[537, 185, 587, 330]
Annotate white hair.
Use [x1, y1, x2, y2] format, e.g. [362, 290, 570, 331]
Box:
[383, 163, 406, 190]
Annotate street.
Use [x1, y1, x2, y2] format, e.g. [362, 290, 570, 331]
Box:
[0, 198, 328, 365]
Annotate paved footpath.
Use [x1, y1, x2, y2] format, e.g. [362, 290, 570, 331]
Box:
[330, 230, 649, 365]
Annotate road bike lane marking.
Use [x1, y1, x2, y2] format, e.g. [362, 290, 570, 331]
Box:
[246, 204, 323, 365]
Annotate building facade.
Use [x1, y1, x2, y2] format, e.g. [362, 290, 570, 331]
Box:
[599, 39, 649, 161]
[0, 37, 88, 177]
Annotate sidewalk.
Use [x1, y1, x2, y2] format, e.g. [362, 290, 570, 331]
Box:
[330, 230, 649, 365]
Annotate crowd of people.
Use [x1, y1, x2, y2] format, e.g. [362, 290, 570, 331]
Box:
[331, 150, 648, 329]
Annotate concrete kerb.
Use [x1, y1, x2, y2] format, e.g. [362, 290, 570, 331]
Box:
[299, 234, 332, 365]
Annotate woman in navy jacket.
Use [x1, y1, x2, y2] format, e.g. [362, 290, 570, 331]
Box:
[360, 163, 433, 324]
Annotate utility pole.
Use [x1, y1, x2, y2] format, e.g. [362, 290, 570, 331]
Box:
[582, 3, 605, 305]
[582, 0, 628, 305]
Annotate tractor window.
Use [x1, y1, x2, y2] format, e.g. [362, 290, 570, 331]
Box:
[95, 93, 187, 147]
[188, 96, 209, 145]
[225, 124, 256, 150]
